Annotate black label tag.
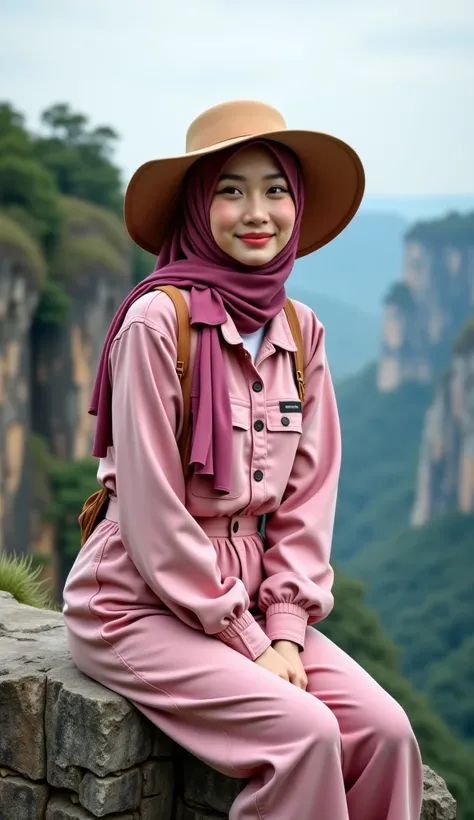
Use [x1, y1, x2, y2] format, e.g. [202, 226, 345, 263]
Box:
[279, 401, 302, 413]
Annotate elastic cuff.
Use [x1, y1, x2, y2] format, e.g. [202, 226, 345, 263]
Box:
[217, 610, 271, 661]
[265, 603, 309, 650]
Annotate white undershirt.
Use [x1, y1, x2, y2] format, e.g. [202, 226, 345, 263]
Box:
[241, 327, 266, 362]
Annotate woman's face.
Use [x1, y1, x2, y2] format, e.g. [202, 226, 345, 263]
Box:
[209, 146, 296, 267]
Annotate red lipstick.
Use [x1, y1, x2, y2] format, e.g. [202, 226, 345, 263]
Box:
[238, 233, 273, 247]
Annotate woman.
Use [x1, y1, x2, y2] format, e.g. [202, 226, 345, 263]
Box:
[63, 100, 423, 820]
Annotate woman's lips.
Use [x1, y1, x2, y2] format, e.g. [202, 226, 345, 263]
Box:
[238, 234, 273, 247]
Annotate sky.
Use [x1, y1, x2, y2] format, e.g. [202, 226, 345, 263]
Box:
[1, 0, 473, 197]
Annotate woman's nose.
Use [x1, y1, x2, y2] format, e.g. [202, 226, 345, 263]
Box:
[242, 195, 269, 225]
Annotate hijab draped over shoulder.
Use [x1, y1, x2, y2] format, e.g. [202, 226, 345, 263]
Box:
[90, 139, 304, 493]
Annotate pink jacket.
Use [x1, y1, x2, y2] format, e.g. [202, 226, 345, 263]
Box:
[88, 289, 341, 660]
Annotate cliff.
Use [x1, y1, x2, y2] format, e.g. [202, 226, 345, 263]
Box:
[411, 319, 474, 526]
[378, 213, 474, 393]
[0, 201, 131, 585]
[0, 214, 47, 557]
[31, 196, 130, 462]
[0, 592, 457, 820]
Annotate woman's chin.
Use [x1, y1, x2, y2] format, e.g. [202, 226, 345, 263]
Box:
[232, 245, 278, 268]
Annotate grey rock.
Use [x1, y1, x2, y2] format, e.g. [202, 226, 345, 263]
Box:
[141, 758, 173, 798]
[174, 800, 225, 820]
[0, 592, 63, 632]
[0, 593, 69, 791]
[0, 767, 17, 777]
[0, 632, 69, 675]
[151, 730, 176, 758]
[0, 595, 69, 781]
[0, 671, 46, 779]
[46, 797, 97, 820]
[181, 753, 244, 814]
[46, 796, 139, 820]
[0, 597, 460, 820]
[139, 759, 174, 819]
[0, 775, 49, 820]
[421, 765, 457, 819]
[46, 662, 152, 777]
[46, 755, 83, 792]
[139, 794, 173, 820]
[78, 769, 142, 817]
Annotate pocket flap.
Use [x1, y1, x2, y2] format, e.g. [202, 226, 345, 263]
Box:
[231, 402, 251, 430]
[266, 404, 303, 433]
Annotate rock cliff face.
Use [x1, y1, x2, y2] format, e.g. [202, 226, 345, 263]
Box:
[411, 320, 474, 526]
[31, 197, 130, 462]
[378, 214, 474, 393]
[0, 215, 46, 556]
[0, 592, 457, 820]
[0, 200, 131, 579]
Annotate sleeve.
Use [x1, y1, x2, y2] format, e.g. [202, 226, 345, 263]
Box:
[109, 318, 271, 661]
[258, 316, 341, 650]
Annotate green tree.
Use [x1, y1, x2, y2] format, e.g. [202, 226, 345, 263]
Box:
[349, 513, 474, 746]
[34, 103, 123, 213]
[48, 456, 100, 583]
[0, 102, 63, 253]
[0, 103, 33, 157]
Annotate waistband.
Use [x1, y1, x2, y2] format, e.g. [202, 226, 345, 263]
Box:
[105, 497, 260, 538]
[195, 515, 260, 537]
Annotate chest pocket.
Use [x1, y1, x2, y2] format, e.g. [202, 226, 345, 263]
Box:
[189, 400, 251, 501]
[265, 401, 302, 480]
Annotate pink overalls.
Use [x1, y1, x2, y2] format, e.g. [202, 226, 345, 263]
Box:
[63, 289, 423, 820]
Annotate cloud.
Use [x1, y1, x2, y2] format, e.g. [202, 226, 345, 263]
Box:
[0, 0, 473, 194]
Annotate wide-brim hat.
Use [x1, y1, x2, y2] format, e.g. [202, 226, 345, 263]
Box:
[124, 100, 365, 259]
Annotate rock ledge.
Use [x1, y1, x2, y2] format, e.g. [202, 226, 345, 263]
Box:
[0, 592, 457, 819]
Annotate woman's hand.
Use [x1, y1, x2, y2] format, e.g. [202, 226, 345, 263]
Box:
[254, 645, 296, 683]
[272, 640, 308, 690]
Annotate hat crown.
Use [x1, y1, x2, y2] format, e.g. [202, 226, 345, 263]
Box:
[185, 100, 287, 154]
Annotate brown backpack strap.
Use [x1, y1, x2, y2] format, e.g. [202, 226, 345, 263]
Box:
[78, 285, 193, 549]
[154, 285, 192, 478]
[283, 297, 305, 403]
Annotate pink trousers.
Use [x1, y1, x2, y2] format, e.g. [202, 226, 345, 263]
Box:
[64, 518, 423, 820]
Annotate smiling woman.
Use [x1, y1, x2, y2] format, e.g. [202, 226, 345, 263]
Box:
[210, 147, 296, 266]
[63, 99, 424, 820]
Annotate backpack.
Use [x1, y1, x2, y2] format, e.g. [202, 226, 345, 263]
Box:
[78, 286, 305, 547]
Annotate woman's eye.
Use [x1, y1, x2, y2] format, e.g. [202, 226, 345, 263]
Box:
[217, 186, 241, 195]
[268, 186, 288, 195]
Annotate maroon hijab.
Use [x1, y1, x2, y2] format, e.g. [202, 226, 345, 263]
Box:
[90, 139, 304, 493]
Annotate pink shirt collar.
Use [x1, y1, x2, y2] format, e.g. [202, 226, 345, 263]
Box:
[220, 308, 297, 353]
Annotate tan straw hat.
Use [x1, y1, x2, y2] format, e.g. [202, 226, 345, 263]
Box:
[124, 100, 365, 259]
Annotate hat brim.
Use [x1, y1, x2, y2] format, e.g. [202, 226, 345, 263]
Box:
[124, 129, 365, 259]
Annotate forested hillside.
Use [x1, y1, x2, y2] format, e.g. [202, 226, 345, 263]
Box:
[333, 350, 474, 763]
[349, 513, 474, 747]
[333, 363, 432, 562]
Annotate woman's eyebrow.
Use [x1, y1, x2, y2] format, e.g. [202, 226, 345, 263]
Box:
[217, 172, 286, 182]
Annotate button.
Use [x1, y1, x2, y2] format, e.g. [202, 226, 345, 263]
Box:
[232, 521, 239, 534]
[252, 381, 263, 393]
[254, 470, 264, 482]
[254, 419, 264, 432]
[281, 416, 290, 427]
